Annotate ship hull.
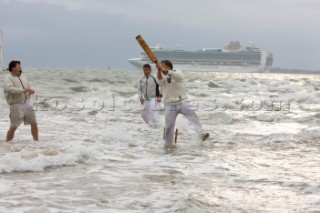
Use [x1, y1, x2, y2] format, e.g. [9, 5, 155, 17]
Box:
[129, 59, 270, 73]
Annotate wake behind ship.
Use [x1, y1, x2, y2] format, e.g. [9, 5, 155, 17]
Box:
[129, 41, 273, 72]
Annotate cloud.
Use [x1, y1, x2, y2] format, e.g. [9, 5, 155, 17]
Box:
[3, 0, 319, 28]
[1, 0, 319, 69]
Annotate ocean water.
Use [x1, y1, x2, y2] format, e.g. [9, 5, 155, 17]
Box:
[0, 69, 319, 213]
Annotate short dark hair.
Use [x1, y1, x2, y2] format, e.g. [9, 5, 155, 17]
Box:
[161, 60, 173, 69]
[8, 60, 21, 72]
[143, 64, 151, 69]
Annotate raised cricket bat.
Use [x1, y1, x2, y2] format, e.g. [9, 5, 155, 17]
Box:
[135, 35, 158, 63]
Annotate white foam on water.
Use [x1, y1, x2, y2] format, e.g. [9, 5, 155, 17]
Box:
[0, 69, 319, 212]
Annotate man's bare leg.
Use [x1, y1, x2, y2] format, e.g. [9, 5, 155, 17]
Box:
[6, 127, 17, 142]
[31, 124, 38, 141]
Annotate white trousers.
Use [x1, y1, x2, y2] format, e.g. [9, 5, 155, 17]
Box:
[141, 98, 160, 127]
[164, 101, 204, 146]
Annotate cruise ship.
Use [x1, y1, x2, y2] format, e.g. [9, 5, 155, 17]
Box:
[129, 41, 273, 72]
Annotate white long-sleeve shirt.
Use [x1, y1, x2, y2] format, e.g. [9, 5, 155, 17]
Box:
[157, 70, 187, 104]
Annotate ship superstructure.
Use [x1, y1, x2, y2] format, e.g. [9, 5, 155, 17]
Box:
[129, 41, 273, 72]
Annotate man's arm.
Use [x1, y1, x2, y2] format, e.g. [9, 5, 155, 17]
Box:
[4, 75, 35, 94]
[156, 62, 163, 80]
[138, 79, 144, 105]
[3, 76, 24, 94]
[156, 63, 167, 86]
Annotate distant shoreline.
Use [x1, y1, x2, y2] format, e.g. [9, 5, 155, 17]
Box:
[270, 68, 320, 74]
[1, 67, 319, 74]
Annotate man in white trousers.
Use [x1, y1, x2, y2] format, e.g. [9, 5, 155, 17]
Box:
[156, 60, 209, 148]
[138, 64, 162, 128]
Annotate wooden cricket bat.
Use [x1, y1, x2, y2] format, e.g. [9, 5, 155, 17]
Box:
[136, 35, 158, 63]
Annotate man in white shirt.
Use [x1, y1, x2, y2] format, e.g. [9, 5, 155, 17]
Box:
[138, 64, 162, 128]
[156, 60, 209, 148]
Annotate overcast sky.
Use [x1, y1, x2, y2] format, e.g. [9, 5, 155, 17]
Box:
[0, 0, 319, 70]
